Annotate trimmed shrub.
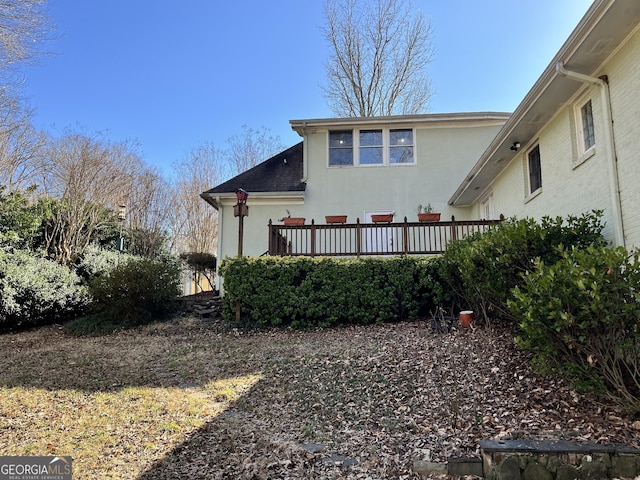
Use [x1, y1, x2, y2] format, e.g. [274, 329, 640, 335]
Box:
[434, 211, 606, 323]
[509, 245, 640, 411]
[219, 256, 440, 328]
[0, 248, 90, 329]
[88, 256, 182, 326]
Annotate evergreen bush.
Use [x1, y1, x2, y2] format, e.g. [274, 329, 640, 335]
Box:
[0, 248, 89, 329]
[88, 256, 182, 326]
[219, 256, 440, 328]
[510, 245, 640, 411]
[434, 211, 605, 323]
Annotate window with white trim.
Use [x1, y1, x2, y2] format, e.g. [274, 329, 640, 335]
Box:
[576, 97, 596, 154]
[328, 130, 354, 166]
[527, 144, 542, 194]
[328, 128, 414, 167]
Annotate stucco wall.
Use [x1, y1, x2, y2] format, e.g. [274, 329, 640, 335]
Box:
[218, 121, 504, 261]
[302, 122, 503, 224]
[485, 26, 640, 246]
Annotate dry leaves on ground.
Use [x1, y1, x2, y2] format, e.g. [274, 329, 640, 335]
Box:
[0, 317, 637, 479]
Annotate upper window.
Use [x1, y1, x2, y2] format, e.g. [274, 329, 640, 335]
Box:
[328, 130, 354, 166]
[573, 94, 596, 166]
[359, 130, 383, 165]
[528, 144, 542, 194]
[579, 98, 596, 152]
[328, 128, 414, 167]
[389, 129, 414, 164]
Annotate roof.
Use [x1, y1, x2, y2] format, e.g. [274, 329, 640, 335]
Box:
[201, 142, 305, 209]
[449, 0, 640, 206]
[290, 112, 511, 135]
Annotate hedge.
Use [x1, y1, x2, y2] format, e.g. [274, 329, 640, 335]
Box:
[219, 256, 440, 328]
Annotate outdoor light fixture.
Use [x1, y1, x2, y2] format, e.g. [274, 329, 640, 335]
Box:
[510, 142, 521, 152]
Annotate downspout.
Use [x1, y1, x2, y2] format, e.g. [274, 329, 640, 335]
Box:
[301, 121, 308, 183]
[556, 61, 625, 247]
[215, 195, 224, 294]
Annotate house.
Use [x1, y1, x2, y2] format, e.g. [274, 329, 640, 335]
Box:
[451, 0, 640, 249]
[202, 0, 640, 287]
[201, 113, 509, 261]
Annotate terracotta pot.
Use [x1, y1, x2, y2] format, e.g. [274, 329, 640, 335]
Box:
[283, 217, 305, 226]
[371, 214, 394, 223]
[460, 310, 474, 328]
[418, 212, 441, 222]
[325, 215, 348, 224]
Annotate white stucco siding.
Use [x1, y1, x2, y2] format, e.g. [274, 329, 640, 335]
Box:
[606, 26, 640, 249]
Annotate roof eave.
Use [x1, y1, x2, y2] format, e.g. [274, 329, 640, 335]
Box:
[450, 0, 640, 207]
[290, 112, 511, 135]
[200, 190, 306, 210]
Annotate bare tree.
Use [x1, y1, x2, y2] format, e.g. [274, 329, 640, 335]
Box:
[0, 103, 46, 192]
[0, 0, 55, 103]
[39, 130, 142, 264]
[169, 141, 224, 255]
[124, 166, 171, 257]
[322, 0, 434, 117]
[226, 125, 285, 175]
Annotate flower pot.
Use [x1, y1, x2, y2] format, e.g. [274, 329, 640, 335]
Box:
[418, 212, 441, 222]
[460, 310, 474, 328]
[283, 217, 305, 226]
[371, 214, 393, 223]
[325, 215, 347, 224]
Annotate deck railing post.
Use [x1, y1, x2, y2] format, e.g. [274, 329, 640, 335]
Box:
[402, 216, 409, 254]
[451, 215, 458, 243]
[356, 218, 362, 257]
[310, 219, 316, 256]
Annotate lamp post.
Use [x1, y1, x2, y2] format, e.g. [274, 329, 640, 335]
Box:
[117, 204, 127, 252]
[233, 189, 249, 323]
[234, 188, 249, 256]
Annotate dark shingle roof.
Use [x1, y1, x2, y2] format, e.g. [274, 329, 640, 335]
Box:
[202, 142, 305, 197]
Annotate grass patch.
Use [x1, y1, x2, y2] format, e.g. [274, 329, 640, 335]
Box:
[0, 319, 261, 479]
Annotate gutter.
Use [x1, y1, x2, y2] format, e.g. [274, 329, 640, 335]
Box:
[555, 61, 624, 247]
[301, 121, 308, 183]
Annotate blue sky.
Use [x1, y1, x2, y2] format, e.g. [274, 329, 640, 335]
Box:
[23, 0, 594, 176]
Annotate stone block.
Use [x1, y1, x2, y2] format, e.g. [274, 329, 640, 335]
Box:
[556, 464, 581, 480]
[496, 456, 521, 480]
[611, 454, 638, 479]
[523, 461, 552, 480]
[580, 457, 608, 480]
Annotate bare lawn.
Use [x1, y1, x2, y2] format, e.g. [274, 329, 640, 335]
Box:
[0, 317, 638, 479]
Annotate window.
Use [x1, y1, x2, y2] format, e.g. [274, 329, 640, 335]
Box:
[329, 130, 353, 166]
[579, 99, 596, 152]
[359, 130, 383, 165]
[389, 129, 414, 164]
[328, 128, 415, 167]
[528, 144, 542, 194]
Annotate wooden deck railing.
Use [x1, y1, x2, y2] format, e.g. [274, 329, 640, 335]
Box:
[267, 216, 503, 257]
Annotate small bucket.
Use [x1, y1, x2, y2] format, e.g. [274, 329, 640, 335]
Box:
[460, 310, 474, 328]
